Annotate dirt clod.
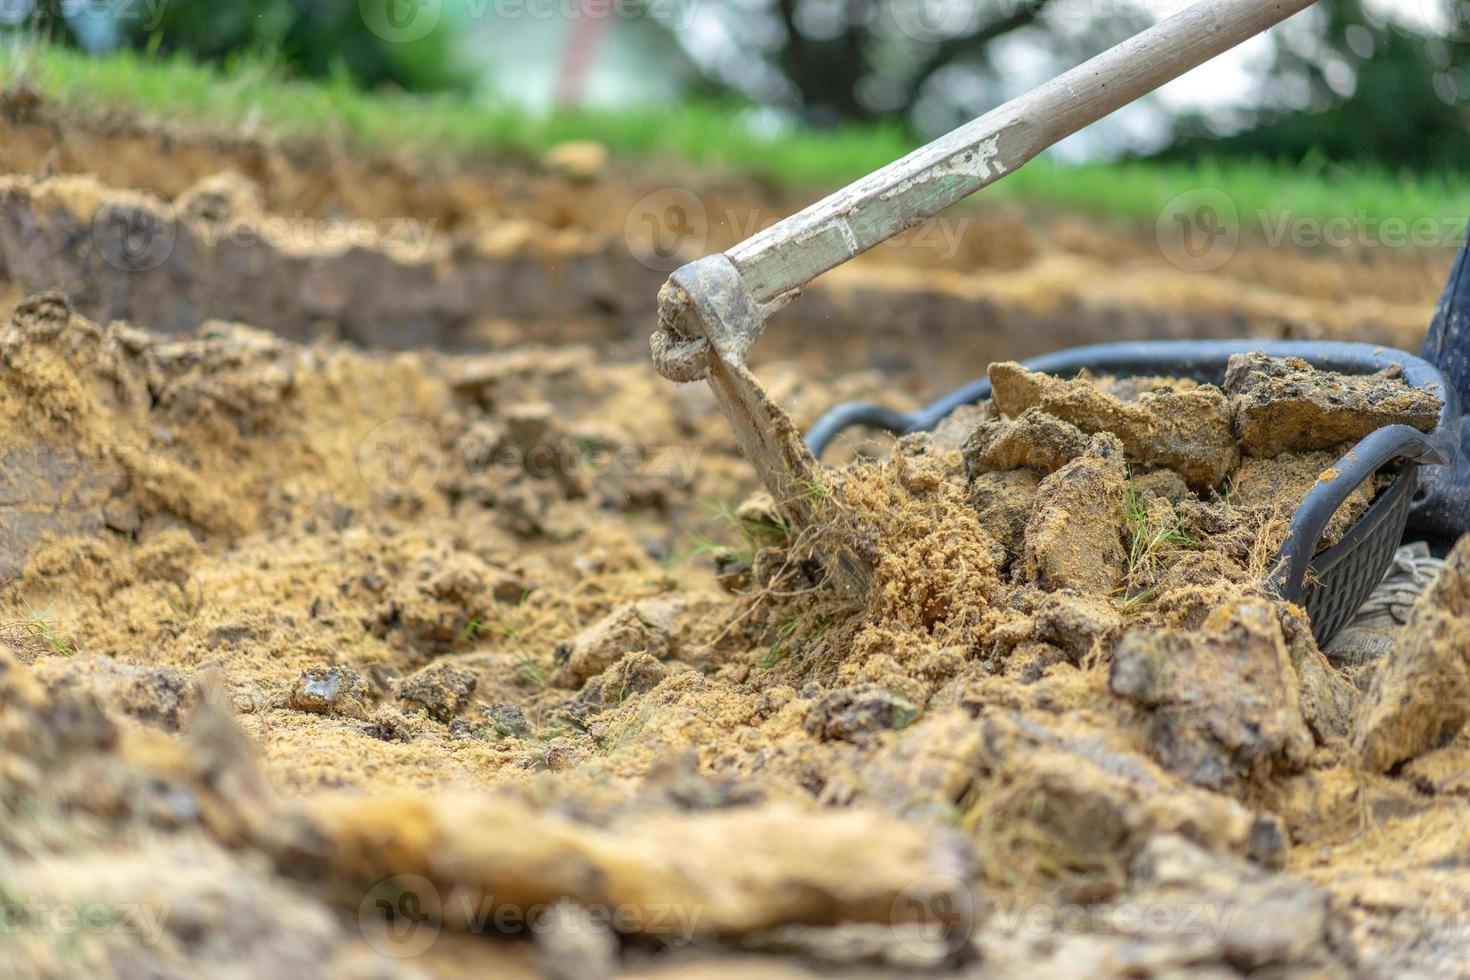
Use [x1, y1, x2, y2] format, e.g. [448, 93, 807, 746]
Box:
[1022, 433, 1128, 594]
[804, 686, 919, 743]
[963, 407, 1091, 475]
[1111, 600, 1314, 791]
[1352, 535, 1470, 771]
[552, 597, 683, 688]
[397, 663, 477, 722]
[1224, 351, 1442, 458]
[990, 361, 1239, 489]
[288, 665, 372, 719]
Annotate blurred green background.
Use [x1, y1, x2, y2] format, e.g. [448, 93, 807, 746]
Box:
[5, 0, 1467, 180]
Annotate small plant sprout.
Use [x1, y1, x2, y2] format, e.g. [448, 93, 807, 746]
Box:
[2, 601, 78, 658]
[1120, 478, 1193, 611]
[687, 498, 790, 567]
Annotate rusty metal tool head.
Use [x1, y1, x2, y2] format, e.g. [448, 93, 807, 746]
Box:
[651, 0, 1320, 590]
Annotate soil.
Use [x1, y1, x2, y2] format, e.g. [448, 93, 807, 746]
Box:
[2, 92, 1470, 979]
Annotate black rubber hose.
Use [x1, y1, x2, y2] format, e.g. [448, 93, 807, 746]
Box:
[805, 402, 916, 458]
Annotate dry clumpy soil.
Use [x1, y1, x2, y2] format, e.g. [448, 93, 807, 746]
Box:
[2, 111, 1470, 980]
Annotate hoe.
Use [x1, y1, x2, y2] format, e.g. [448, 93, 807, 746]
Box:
[650, 0, 1469, 643]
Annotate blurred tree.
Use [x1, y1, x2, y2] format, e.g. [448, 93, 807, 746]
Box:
[674, 0, 1149, 131]
[1157, 0, 1470, 171]
[7, 0, 471, 93]
[670, 0, 1465, 170]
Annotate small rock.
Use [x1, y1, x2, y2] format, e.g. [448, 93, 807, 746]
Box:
[1130, 468, 1191, 505]
[361, 705, 422, 742]
[560, 652, 673, 726]
[379, 549, 492, 655]
[288, 665, 370, 719]
[542, 140, 608, 181]
[805, 686, 919, 743]
[175, 170, 265, 225]
[1279, 605, 1357, 744]
[32, 656, 193, 731]
[858, 710, 1274, 870]
[486, 702, 531, 738]
[492, 573, 533, 604]
[1129, 835, 1333, 971]
[968, 467, 1041, 566]
[594, 651, 669, 705]
[397, 664, 477, 723]
[1003, 641, 1068, 683]
[533, 898, 618, 980]
[552, 597, 682, 688]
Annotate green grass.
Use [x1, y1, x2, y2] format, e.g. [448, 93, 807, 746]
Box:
[3, 40, 1465, 227]
[1119, 479, 1193, 612]
[2, 600, 77, 657]
[686, 499, 790, 569]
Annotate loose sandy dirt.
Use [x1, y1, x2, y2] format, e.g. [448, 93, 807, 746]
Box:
[2, 92, 1469, 979]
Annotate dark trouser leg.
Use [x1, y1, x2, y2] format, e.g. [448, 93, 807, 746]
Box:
[1410, 224, 1470, 542]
